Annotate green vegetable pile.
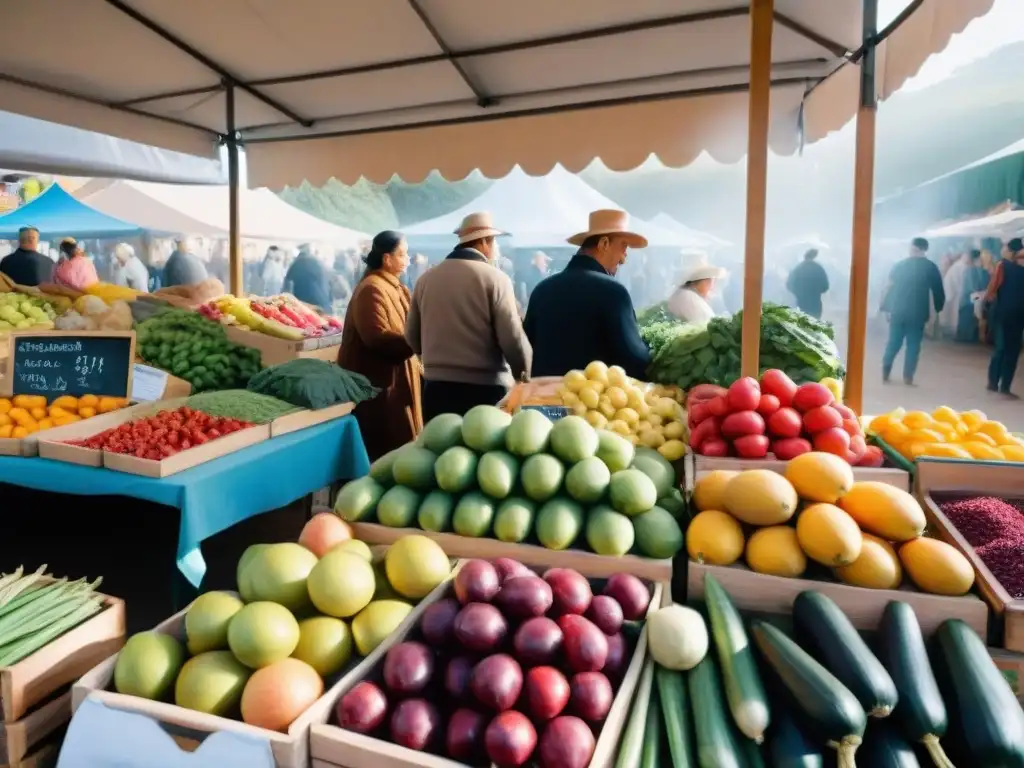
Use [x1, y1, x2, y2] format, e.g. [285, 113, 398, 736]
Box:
[136, 308, 262, 392]
[640, 302, 844, 389]
[247, 358, 379, 409]
[0, 565, 105, 666]
[184, 390, 300, 424]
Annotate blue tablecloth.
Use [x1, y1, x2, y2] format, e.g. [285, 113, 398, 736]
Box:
[0, 416, 370, 587]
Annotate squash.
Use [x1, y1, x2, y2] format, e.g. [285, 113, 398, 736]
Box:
[688, 654, 746, 768]
[834, 533, 902, 589]
[746, 526, 807, 578]
[723, 470, 799, 526]
[784, 452, 854, 503]
[686, 510, 745, 566]
[838, 482, 925, 541]
[796, 503, 863, 567]
[898, 538, 974, 596]
[692, 470, 738, 512]
[647, 605, 707, 671]
[768, 705, 823, 768]
[657, 666, 695, 767]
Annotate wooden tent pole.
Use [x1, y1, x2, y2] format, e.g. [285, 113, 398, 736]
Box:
[845, 0, 879, 414]
[741, 0, 774, 379]
[226, 83, 243, 296]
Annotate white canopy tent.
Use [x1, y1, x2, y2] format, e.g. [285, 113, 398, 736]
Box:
[648, 212, 732, 249]
[77, 178, 369, 246]
[924, 209, 1024, 240]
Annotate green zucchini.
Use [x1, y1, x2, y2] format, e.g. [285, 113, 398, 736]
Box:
[876, 601, 953, 767]
[792, 590, 898, 717]
[615, 657, 656, 768]
[934, 619, 1024, 766]
[641, 679, 663, 768]
[859, 721, 923, 768]
[767, 705, 824, 768]
[688, 654, 745, 768]
[705, 573, 770, 742]
[752, 621, 865, 768]
[657, 665, 695, 767]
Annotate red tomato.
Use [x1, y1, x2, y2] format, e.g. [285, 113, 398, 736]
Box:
[802, 406, 843, 434]
[857, 445, 885, 467]
[708, 395, 729, 418]
[756, 394, 780, 419]
[699, 439, 730, 457]
[812, 427, 851, 459]
[721, 411, 765, 439]
[792, 383, 834, 413]
[734, 434, 770, 458]
[726, 377, 761, 412]
[767, 407, 802, 439]
[842, 419, 863, 437]
[759, 369, 797, 407]
[771, 437, 813, 460]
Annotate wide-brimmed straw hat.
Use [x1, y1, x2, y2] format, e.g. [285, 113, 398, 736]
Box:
[567, 209, 648, 248]
[455, 211, 508, 245]
[680, 263, 727, 283]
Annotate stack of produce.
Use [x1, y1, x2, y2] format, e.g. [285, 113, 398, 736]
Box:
[336, 405, 686, 560]
[938, 495, 1024, 598]
[334, 559, 651, 768]
[136, 308, 263, 392]
[623, 572, 1024, 767]
[0, 566, 106, 666]
[113, 527, 452, 732]
[184, 390, 300, 424]
[0, 394, 130, 439]
[0, 290, 58, 332]
[869, 407, 1024, 462]
[82, 282, 143, 303]
[54, 295, 133, 331]
[247, 358, 379, 409]
[689, 370, 881, 466]
[686, 452, 977, 596]
[639, 302, 845, 391]
[554, 360, 687, 458]
[64, 406, 253, 459]
[199, 294, 343, 340]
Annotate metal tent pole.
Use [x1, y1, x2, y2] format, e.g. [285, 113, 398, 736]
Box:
[741, 0, 774, 379]
[226, 83, 242, 296]
[845, 0, 879, 413]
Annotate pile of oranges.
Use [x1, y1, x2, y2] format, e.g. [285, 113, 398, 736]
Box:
[868, 407, 1024, 462]
[0, 394, 130, 439]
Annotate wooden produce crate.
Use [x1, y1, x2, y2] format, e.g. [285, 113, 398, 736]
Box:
[34, 399, 176, 467]
[691, 454, 910, 491]
[72, 572, 457, 768]
[0, 693, 68, 766]
[309, 563, 664, 768]
[0, 405, 139, 459]
[223, 325, 342, 367]
[351, 522, 673, 583]
[270, 402, 355, 437]
[917, 458, 1024, 651]
[0, 737, 60, 768]
[1, 592, 125, 723]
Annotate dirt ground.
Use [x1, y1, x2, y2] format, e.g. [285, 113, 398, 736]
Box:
[832, 317, 1022, 424]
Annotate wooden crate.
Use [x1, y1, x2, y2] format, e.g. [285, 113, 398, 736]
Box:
[0, 405, 141, 459]
[309, 563, 663, 768]
[1, 594, 125, 723]
[916, 458, 1024, 651]
[223, 326, 342, 367]
[0, 738, 60, 768]
[692, 454, 910, 491]
[72, 572, 457, 768]
[102, 423, 270, 477]
[687, 561, 988, 637]
[0, 693, 68, 765]
[270, 402, 355, 437]
[351, 522, 673, 583]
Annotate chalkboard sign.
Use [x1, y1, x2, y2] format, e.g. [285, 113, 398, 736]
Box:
[2, 331, 135, 399]
[521, 404, 572, 421]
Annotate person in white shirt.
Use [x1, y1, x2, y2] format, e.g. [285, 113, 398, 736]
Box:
[110, 243, 150, 292]
[667, 263, 727, 324]
[260, 246, 286, 296]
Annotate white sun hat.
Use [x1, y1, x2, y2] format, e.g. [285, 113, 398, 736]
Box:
[567, 209, 648, 248]
[454, 211, 509, 245]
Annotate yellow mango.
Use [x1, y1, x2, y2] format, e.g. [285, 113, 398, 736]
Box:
[0, 424, 12, 438]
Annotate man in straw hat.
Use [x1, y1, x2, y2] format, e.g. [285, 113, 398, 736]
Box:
[406, 211, 532, 420]
[523, 209, 650, 378]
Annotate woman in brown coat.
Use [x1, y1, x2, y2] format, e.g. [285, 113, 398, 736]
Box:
[338, 231, 423, 460]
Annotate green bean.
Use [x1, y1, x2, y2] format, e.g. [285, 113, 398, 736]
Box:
[0, 600, 103, 666]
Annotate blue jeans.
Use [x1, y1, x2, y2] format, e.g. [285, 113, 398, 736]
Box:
[988, 318, 1024, 393]
[882, 318, 924, 382]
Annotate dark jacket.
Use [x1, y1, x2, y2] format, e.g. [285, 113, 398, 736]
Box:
[786, 260, 829, 317]
[524, 253, 651, 379]
[0, 248, 53, 287]
[285, 252, 331, 311]
[881, 255, 945, 326]
[162, 249, 209, 288]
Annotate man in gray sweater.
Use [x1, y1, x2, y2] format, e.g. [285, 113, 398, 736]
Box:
[406, 212, 532, 421]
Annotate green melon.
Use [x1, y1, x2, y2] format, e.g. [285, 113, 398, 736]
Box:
[392, 445, 437, 490]
[377, 485, 421, 527]
[549, 415, 599, 464]
[535, 497, 584, 551]
[334, 476, 385, 522]
[461, 405, 512, 453]
[434, 446, 479, 494]
[477, 451, 519, 499]
[505, 409, 553, 457]
[418, 490, 454, 532]
[632, 506, 683, 559]
[520, 453, 565, 502]
[493, 497, 535, 543]
[658, 488, 686, 519]
[609, 468, 658, 517]
[565, 455, 611, 503]
[631, 447, 676, 497]
[453, 492, 495, 538]
[585, 505, 636, 557]
[369, 449, 399, 486]
[421, 413, 464, 453]
[595, 429, 635, 473]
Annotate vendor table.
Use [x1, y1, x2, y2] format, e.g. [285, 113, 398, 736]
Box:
[0, 416, 369, 587]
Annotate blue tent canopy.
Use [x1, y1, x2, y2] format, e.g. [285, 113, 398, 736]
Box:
[0, 184, 144, 239]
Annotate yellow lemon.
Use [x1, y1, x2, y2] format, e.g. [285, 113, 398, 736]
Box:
[663, 421, 684, 440]
[606, 365, 629, 388]
[571, 402, 588, 416]
[961, 410, 986, 429]
[906, 428, 944, 445]
[561, 391, 580, 407]
[1001, 445, 1024, 462]
[869, 414, 894, 433]
[607, 419, 632, 437]
[882, 422, 911, 445]
[908, 442, 931, 459]
[598, 398, 617, 419]
[584, 410, 609, 430]
[659, 440, 686, 461]
[655, 398, 678, 419]
[564, 370, 587, 392]
[930, 422, 958, 440]
[968, 432, 997, 447]
[639, 429, 665, 448]
[647, 413, 664, 428]
[584, 360, 609, 384]
[636, 420, 653, 434]
[644, 390, 660, 407]
[614, 408, 640, 426]
[605, 386, 628, 410]
[903, 411, 934, 430]
[634, 399, 651, 419]
[975, 421, 1009, 441]
[931, 406, 959, 425]
[922, 443, 971, 459]
[962, 442, 1002, 461]
[579, 387, 600, 410]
